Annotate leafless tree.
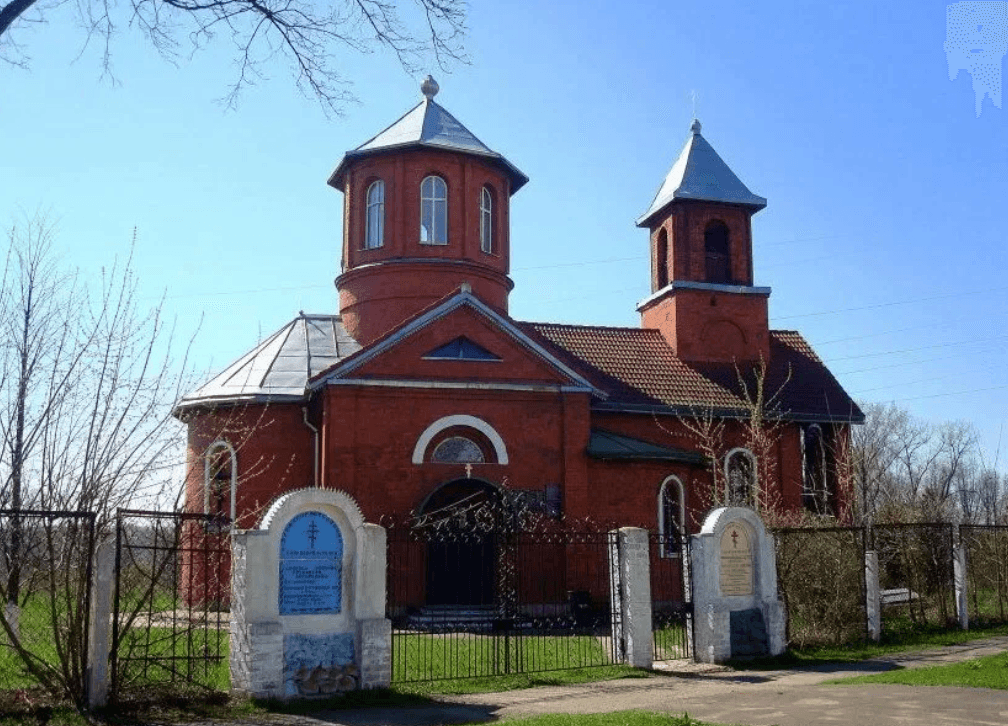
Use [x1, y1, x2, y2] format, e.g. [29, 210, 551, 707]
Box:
[674, 400, 726, 518]
[735, 357, 790, 515]
[0, 0, 467, 115]
[0, 213, 192, 708]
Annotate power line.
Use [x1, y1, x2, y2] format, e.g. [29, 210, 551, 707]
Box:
[772, 284, 1008, 321]
[823, 334, 1008, 363]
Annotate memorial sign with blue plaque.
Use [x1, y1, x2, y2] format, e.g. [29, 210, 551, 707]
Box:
[279, 511, 343, 615]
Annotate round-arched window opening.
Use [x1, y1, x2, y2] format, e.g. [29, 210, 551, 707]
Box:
[431, 436, 485, 464]
[704, 220, 731, 284]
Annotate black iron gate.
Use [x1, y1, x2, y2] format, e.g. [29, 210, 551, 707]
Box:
[649, 533, 692, 660]
[110, 508, 231, 701]
[386, 515, 618, 683]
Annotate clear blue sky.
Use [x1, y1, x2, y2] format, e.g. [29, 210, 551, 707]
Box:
[3, 0, 1007, 473]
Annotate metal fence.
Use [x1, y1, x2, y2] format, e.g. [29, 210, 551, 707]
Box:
[648, 534, 692, 660]
[774, 526, 867, 647]
[0, 509, 96, 707]
[960, 524, 1008, 626]
[386, 518, 618, 683]
[873, 523, 955, 630]
[110, 508, 231, 702]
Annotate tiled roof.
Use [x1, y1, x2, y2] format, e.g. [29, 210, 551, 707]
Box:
[637, 119, 767, 227]
[174, 314, 361, 412]
[518, 322, 863, 423]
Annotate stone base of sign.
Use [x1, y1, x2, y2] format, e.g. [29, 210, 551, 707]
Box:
[229, 488, 390, 699]
[691, 507, 785, 663]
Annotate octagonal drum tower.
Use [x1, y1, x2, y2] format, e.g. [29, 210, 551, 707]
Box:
[328, 77, 528, 346]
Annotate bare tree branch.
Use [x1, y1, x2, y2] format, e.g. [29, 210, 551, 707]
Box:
[2, 0, 468, 115]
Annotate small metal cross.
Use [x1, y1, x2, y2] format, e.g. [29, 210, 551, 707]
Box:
[464, 463, 473, 479]
[731, 528, 739, 548]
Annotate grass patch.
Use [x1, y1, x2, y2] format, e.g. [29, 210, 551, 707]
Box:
[834, 650, 1008, 689]
[393, 633, 615, 683]
[475, 711, 740, 726]
[727, 621, 1008, 670]
[393, 664, 645, 695]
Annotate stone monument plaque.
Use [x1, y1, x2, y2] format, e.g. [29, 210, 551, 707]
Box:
[279, 511, 343, 615]
[729, 608, 769, 657]
[719, 521, 753, 596]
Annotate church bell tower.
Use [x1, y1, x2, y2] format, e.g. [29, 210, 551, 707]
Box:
[328, 77, 528, 346]
[636, 120, 771, 363]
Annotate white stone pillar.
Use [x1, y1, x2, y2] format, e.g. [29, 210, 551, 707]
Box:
[356, 523, 391, 689]
[87, 540, 115, 709]
[953, 536, 969, 631]
[609, 527, 653, 669]
[2, 601, 19, 645]
[864, 550, 880, 642]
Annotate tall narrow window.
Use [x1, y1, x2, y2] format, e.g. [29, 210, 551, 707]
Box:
[704, 220, 731, 284]
[725, 448, 756, 507]
[420, 175, 448, 244]
[204, 441, 236, 526]
[480, 186, 494, 253]
[802, 424, 831, 515]
[658, 475, 685, 557]
[656, 227, 669, 290]
[365, 180, 384, 249]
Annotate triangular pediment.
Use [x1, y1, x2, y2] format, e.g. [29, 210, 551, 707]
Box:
[310, 291, 603, 397]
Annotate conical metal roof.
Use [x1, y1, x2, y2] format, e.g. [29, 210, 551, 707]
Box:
[328, 77, 528, 192]
[636, 120, 766, 227]
[174, 314, 361, 412]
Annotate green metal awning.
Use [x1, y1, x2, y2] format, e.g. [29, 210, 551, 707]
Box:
[586, 429, 706, 464]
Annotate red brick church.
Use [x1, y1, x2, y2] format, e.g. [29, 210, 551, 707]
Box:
[176, 77, 861, 603]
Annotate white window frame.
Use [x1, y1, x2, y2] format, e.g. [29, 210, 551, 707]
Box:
[658, 475, 685, 558]
[365, 180, 384, 249]
[420, 175, 448, 245]
[480, 186, 493, 254]
[724, 447, 757, 507]
[203, 440, 237, 525]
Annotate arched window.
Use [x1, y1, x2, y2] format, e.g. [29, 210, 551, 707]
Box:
[704, 220, 731, 284]
[365, 180, 384, 249]
[658, 475, 685, 557]
[725, 448, 756, 507]
[203, 441, 236, 524]
[802, 424, 830, 515]
[431, 436, 485, 463]
[420, 175, 448, 244]
[480, 186, 494, 254]
[656, 227, 669, 290]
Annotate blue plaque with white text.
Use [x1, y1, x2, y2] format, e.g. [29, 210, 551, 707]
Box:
[279, 511, 343, 615]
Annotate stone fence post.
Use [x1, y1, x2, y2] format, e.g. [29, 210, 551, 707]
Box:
[953, 530, 968, 631]
[87, 540, 115, 708]
[864, 550, 880, 642]
[608, 527, 653, 669]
